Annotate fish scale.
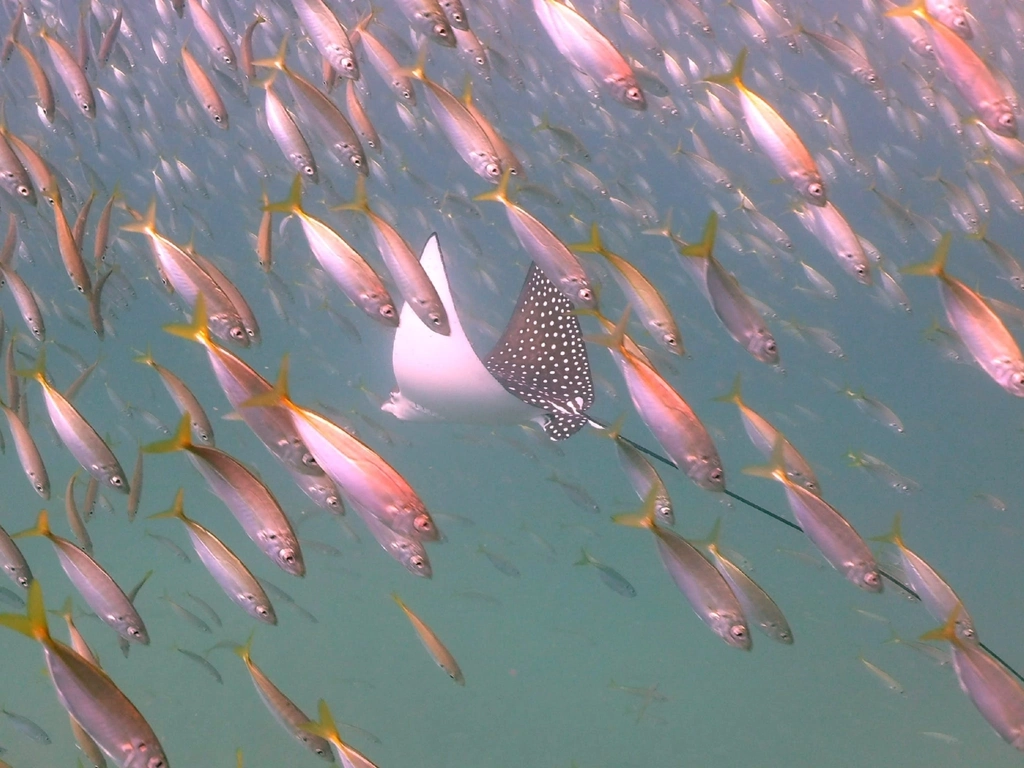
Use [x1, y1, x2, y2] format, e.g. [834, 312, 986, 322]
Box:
[484, 263, 594, 440]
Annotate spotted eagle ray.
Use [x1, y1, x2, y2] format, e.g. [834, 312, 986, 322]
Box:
[383, 233, 594, 440]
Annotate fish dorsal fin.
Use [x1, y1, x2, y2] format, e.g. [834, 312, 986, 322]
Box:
[483, 263, 594, 440]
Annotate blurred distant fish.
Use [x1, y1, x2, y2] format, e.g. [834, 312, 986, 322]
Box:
[392, 593, 464, 684]
[574, 548, 636, 597]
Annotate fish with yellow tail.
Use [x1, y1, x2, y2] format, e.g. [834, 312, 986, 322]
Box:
[744, 437, 882, 593]
[17, 348, 129, 494]
[706, 49, 826, 205]
[903, 233, 1024, 396]
[302, 700, 382, 767]
[922, 608, 1024, 750]
[614, 490, 751, 649]
[476, 168, 596, 309]
[14, 509, 149, 644]
[570, 223, 682, 355]
[0, 581, 169, 768]
[335, 176, 449, 335]
[265, 176, 397, 327]
[392, 592, 465, 684]
[887, 1, 1015, 137]
[588, 307, 725, 492]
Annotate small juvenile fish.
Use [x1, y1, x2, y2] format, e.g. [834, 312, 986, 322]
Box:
[161, 593, 212, 635]
[848, 451, 920, 493]
[181, 43, 228, 129]
[837, 385, 905, 433]
[574, 548, 637, 597]
[859, 655, 905, 694]
[135, 348, 214, 445]
[146, 531, 191, 563]
[174, 645, 223, 685]
[186, 592, 222, 628]
[547, 472, 600, 514]
[1, 707, 51, 744]
[392, 593, 464, 684]
[478, 545, 520, 578]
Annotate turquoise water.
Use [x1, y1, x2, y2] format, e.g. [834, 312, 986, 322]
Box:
[0, 0, 1023, 765]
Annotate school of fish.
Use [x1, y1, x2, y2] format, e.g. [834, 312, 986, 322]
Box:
[0, 0, 1020, 765]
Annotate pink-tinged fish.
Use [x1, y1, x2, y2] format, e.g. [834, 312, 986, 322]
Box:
[292, 0, 358, 79]
[187, 0, 236, 69]
[144, 414, 306, 577]
[714, 375, 819, 495]
[303, 700, 381, 766]
[925, 0, 972, 39]
[231, 634, 334, 761]
[533, 0, 646, 110]
[406, 57, 502, 182]
[571, 223, 680, 354]
[394, 0, 455, 47]
[888, 2, 1015, 137]
[261, 78, 318, 182]
[795, 201, 872, 285]
[337, 177, 449, 334]
[873, 513, 975, 640]
[614, 491, 750, 649]
[15, 511, 148, 644]
[39, 26, 94, 118]
[244, 356, 439, 560]
[392, 593, 465, 684]
[706, 48, 826, 205]
[267, 176, 396, 326]
[150, 490, 276, 625]
[353, 14, 416, 105]
[0, 581, 169, 767]
[922, 609, 1024, 750]
[904, 233, 1024, 396]
[181, 43, 228, 128]
[0, 391, 49, 498]
[476, 169, 596, 308]
[17, 349, 129, 493]
[589, 309, 725, 492]
[678, 213, 779, 363]
[745, 438, 882, 593]
[163, 297, 344, 516]
[122, 201, 250, 346]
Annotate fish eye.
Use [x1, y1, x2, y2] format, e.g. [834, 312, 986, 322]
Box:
[18, 576, 28, 587]
[230, 327, 246, 340]
[486, 162, 501, 177]
[303, 164, 315, 176]
[808, 182, 824, 198]
[412, 555, 426, 569]
[213, 113, 221, 122]
[327, 495, 341, 509]
[730, 625, 747, 639]
[352, 156, 362, 167]
[864, 571, 880, 587]
[435, 24, 449, 38]
[414, 515, 434, 534]
[578, 288, 593, 303]
[17, 186, 28, 196]
[302, 451, 317, 467]
[343, 58, 355, 72]
[430, 313, 443, 326]
[282, 549, 295, 563]
[380, 305, 396, 318]
[627, 86, 642, 102]
[999, 113, 1016, 129]
[711, 469, 723, 482]
[109, 476, 123, 487]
